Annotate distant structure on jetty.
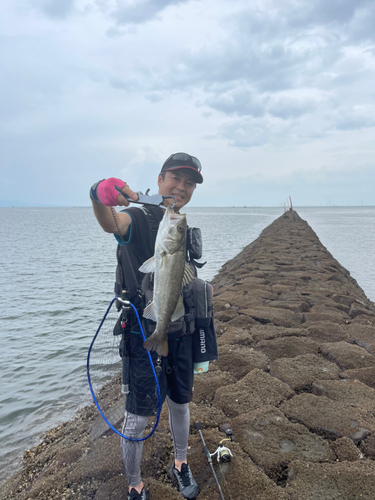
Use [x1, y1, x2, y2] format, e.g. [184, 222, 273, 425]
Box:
[2, 211, 375, 500]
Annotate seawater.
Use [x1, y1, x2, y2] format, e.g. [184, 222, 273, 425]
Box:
[0, 206, 374, 484]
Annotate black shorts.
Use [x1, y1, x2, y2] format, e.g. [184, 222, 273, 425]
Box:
[125, 329, 194, 416]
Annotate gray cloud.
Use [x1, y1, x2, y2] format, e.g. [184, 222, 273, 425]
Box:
[268, 97, 318, 119]
[37, 0, 74, 18]
[102, 0, 374, 101]
[217, 118, 272, 149]
[288, 0, 370, 27]
[110, 2, 365, 99]
[205, 88, 267, 117]
[110, 0, 189, 25]
[110, 77, 141, 91]
[347, 2, 375, 42]
[334, 109, 375, 130]
[144, 91, 166, 102]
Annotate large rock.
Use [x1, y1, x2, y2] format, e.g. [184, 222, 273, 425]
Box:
[215, 345, 269, 380]
[303, 321, 350, 343]
[311, 379, 375, 414]
[285, 460, 375, 500]
[216, 325, 253, 346]
[341, 366, 375, 389]
[193, 370, 235, 404]
[238, 306, 302, 327]
[231, 406, 335, 474]
[213, 369, 294, 418]
[270, 354, 341, 390]
[360, 434, 375, 459]
[345, 323, 375, 353]
[189, 402, 227, 431]
[319, 341, 375, 370]
[330, 436, 363, 461]
[280, 393, 375, 440]
[250, 325, 308, 343]
[256, 337, 319, 361]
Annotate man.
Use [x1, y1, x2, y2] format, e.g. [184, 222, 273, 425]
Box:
[90, 153, 204, 500]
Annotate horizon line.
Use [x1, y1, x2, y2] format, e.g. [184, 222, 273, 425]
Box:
[1, 204, 375, 209]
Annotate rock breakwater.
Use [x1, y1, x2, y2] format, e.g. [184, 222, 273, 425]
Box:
[1, 211, 375, 500]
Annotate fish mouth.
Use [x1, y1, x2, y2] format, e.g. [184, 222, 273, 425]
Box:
[167, 206, 186, 225]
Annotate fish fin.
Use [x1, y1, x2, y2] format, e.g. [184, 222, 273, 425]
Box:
[144, 333, 169, 357]
[171, 295, 185, 322]
[182, 263, 195, 287]
[143, 300, 157, 322]
[139, 256, 156, 273]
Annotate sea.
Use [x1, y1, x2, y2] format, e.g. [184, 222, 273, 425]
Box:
[0, 206, 374, 484]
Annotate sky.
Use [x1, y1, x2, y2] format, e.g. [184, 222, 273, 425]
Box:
[1, 0, 375, 207]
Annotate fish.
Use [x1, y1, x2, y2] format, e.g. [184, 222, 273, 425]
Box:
[139, 205, 194, 357]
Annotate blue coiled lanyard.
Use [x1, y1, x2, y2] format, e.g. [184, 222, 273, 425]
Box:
[87, 297, 161, 441]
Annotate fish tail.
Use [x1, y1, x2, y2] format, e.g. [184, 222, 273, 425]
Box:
[143, 332, 169, 357]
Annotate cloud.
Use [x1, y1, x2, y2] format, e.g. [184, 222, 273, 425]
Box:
[119, 146, 163, 187]
[36, 0, 75, 19]
[334, 106, 375, 130]
[205, 88, 267, 117]
[144, 91, 166, 102]
[110, 0, 190, 25]
[288, 0, 370, 27]
[348, 2, 375, 41]
[267, 97, 318, 119]
[217, 118, 272, 149]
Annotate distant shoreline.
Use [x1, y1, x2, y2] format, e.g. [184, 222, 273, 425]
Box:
[1, 204, 375, 209]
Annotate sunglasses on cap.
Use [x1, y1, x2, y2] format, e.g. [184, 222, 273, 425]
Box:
[162, 153, 202, 172]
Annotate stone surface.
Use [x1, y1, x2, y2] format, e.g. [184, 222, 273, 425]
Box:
[312, 379, 375, 414]
[345, 323, 375, 353]
[360, 434, 375, 459]
[280, 393, 375, 440]
[192, 370, 235, 404]
[270, 354, 341, 390]
[303, 321, 350, 342]
[250, 325, 308, 343]
[231, 406, 335, 473]
[216, 325, 253, 346]
[330, 436, 363, 461]
[215, 345, 269, 379]
[239, 306, 301, 327]
[256, 336, 319, 361]
[285, 460, 375, 500]
[342, 366, 375, 389]
[319, 341, 375, 370]
[213, 369, 295, 418]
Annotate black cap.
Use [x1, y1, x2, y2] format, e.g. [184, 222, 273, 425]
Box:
[161, 152, 203, 184]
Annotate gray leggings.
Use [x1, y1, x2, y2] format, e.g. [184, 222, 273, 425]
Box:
[121, 396, 190, 487]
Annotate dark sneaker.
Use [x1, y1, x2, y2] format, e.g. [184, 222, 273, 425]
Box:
[127, 487, 150, 500]
[172, 462, 200, 499]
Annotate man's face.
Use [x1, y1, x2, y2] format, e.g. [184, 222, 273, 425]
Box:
[157, 170, 196, 211]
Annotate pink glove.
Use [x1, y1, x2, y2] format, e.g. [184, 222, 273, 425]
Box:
[97, 178, 126, 206]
